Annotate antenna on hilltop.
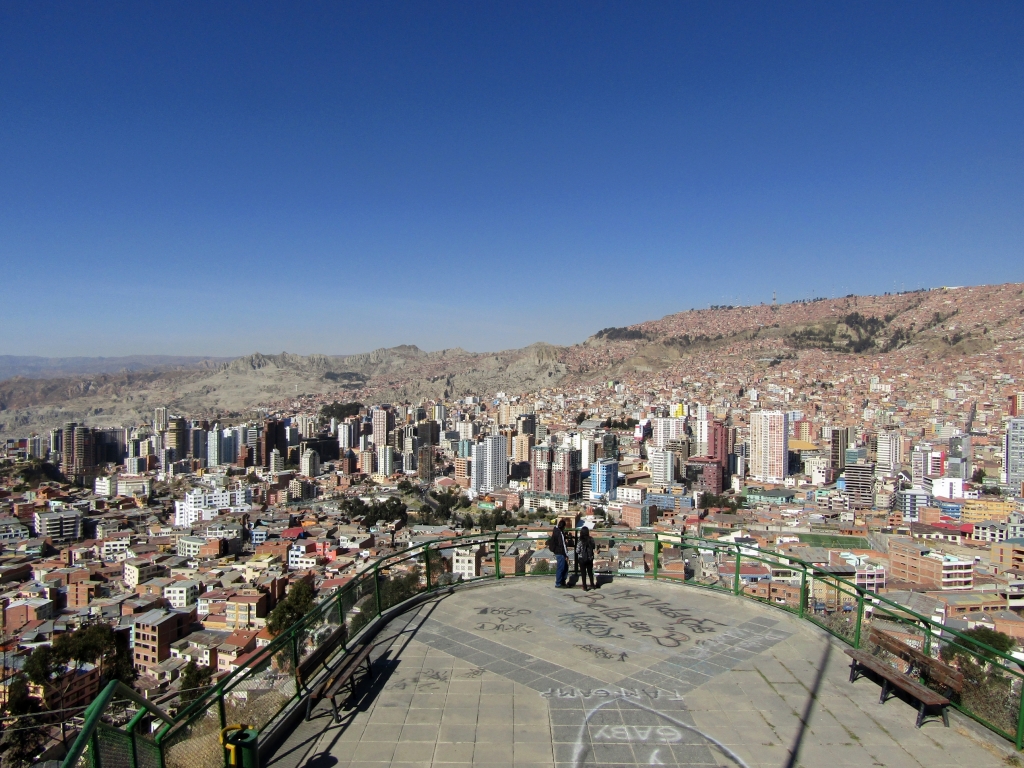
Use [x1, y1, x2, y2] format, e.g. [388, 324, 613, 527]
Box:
[772, 291, 777, 306]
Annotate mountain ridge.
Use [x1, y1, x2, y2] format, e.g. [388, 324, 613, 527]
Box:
[1, 281, 1022, 435]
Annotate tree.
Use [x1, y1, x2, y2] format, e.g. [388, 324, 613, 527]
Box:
[0, 691, 46, 768]
[267, 580, 316, 635]
[972, 467, 986, 483]
[530, 560, 551, 575]
[941, 626, 1016, 664]
[575, 412, 587, 425]
[178, 661, 213, 706]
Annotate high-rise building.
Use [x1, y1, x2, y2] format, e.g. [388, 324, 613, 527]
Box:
[750, 411, 789, 483]
[262, 419, 287, 468]
[651, 418, 687, 449]
[338, 417, 360, 450]
[530, 445, 553, 492]
[948, 435, 972, 481]
[417, 445, 435, 482]
[512, 433, 535, 464]
[470, 435, 508, 495]
[551, 447, 582, 499]
[1006, 419, 1024, 491]
[206, 430, 220, 467]
[875, 431, 903, 477]
[418, 420, 439, 447]
[590, 458, 618, 501]
[267, 448, 283, 473]
[300, 448, 321, 478]
[154, 407, 168, 433]
[432, 404, 448, 424]
[62, 422, 77, 473]
[844, 462, 876, 509]
[827, 426, 851, 472]
[166, 418, 187, 460]
[648, 447, 674, 486]
[516, 413, 537, 441]
[372, 407, 394, 447]
[377, 445, 395, 477]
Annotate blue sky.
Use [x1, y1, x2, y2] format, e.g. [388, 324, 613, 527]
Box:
[1, 2, 1022, 357]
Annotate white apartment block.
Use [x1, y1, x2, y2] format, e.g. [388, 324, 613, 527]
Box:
[173, 487, 251, 527]
[749, 410, 789, 484]
[452, 546, 484, 580]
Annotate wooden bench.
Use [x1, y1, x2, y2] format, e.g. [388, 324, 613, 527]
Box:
[845, 626, 963, 728]
[296, 624, 348, 690]
[304, 643, 376, 723]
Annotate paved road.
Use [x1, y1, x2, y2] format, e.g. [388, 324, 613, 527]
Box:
[267, 579, 1013, 768]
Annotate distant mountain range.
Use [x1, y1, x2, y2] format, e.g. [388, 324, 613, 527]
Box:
[1, 282, 1022, 436]
[0, 355, 232, 380]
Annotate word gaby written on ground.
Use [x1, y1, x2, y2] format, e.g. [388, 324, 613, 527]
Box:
[557, 588, 724, 648]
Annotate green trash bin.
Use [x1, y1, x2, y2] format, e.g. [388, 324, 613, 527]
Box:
[221, 725, 260, 768]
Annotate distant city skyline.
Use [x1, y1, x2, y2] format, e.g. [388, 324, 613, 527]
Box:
[1, 2, 1021, 357]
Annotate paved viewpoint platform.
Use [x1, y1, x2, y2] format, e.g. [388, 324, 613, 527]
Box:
[268, 579, 1011, 768]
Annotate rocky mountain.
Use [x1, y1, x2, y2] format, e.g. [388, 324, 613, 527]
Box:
[1, 282, 1022, 435]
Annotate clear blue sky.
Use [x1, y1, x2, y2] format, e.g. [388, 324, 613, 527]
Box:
[2, 2, 1022, 357]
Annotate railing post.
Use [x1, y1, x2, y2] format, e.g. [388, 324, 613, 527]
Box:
[923, 623, 932, 656]
[1016, 682, 1024, 751]
[290, 632, 300, 682]
[374, 564, 382, 616]
[854, 591, 865, 649]
[494, 533, 502, 579]
[424, 541, 432, 589]
[733, 547, 742, 596]
[652, 534, 660, 580]
[799, 569, 807, 619]
[337, 590, 347, 651]
[91, 731, 102, 768]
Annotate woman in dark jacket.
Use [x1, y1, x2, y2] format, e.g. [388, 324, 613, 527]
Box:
[575, 526, 596, 591]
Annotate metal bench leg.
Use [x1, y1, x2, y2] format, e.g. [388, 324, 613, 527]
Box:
[916, 702, 926, 728]
[941, 705, 949, 728]
[331, 695, 341, 724]
[879, 680, 889, 704]
[305, 693, 315, 722]
[848, 661, 858, 683]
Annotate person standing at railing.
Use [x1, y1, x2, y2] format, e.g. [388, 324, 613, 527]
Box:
[575, 525, 596, 591]
[548, 518, 569, 588]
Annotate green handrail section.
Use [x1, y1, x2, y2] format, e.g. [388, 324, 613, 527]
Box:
[62, 529, 1024, 768]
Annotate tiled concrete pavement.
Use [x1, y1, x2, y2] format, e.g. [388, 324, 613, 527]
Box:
[266, 579, 1016, 768]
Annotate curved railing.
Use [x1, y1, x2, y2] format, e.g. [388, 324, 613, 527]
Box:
[65, 529, 1024, 768]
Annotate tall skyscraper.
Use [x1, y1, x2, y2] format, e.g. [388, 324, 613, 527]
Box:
[262, 419, 287, 468]
[338, 417, 360, 450]
[154, 407, 168, 433]
[300, 448, 321, 478]
[648, 447, 674, 486]
[530, 445, 553, 492]
[590, 458, 618, 501]
[512, 433, 535, 464]
[377, 445, 395, 477]
[827, 426, 851, 472]
[651, 418, 687, 449]
[948, 435, 972, 481]
[1006, 419, 1024, 491]
[875, 430, 903, 477]
[470, 435, 508, 495]
[551, 447, 582, 499]
[372, 407, 394, 446]
[750, 410, 789, 484]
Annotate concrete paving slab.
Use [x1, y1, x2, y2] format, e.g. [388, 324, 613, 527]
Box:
[266, 579, 1014, 768]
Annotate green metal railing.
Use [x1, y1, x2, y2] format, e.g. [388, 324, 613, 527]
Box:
[64, 530, 1024, 768]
